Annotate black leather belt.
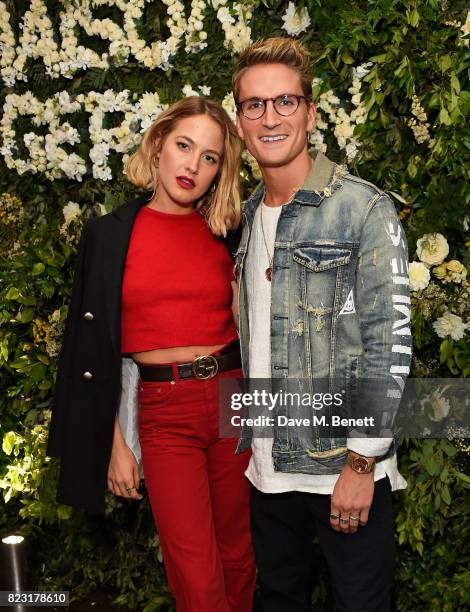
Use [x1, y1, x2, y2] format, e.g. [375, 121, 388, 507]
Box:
[136, 340, 242, 382]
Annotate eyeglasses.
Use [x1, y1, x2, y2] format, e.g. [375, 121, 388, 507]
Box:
[236, 94, 311, 120]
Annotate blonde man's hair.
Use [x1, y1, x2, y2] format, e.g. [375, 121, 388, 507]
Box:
[232, 37, 313, 102]
[126, 96, 243, 236]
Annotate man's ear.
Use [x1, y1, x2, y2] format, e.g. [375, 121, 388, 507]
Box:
[307, 101, 316, 132]
[236, 113, 245, 141]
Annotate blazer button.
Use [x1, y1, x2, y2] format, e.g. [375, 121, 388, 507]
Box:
[83, 312, 94, 321]
[82, 371, 93, 381]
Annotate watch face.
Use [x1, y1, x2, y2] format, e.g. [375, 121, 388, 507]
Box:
[354, 457, 369, 473]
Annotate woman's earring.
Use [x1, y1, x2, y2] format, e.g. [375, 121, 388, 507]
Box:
[210, 182, 216, 194]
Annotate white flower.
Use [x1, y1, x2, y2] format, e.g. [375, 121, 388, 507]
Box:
[221, 92, 237, 122]
[353, 62, 373, 80]
[432, 311, 467, 341]
[345, 139, 358, 161]
[424, 387, 451, 422]
[281, 2, 311, 36]
[182, 84, 199, 97]
[460, 10, 469, 46]
[416, 233, 449, 266]
[62, 201, 81, 226]
[409, 261, 431, 291]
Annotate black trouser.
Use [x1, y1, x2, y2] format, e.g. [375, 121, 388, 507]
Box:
[250, 477, 395, 612]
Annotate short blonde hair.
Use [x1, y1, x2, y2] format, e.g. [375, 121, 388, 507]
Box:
[126, 96, 242, 236]
[232, 37, 313, 102]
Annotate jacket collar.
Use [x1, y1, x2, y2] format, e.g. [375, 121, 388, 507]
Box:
[112, 192, 153, 222]
[243, 148, 347, 221]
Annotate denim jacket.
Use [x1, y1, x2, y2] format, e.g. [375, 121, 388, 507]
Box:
[234, 149, 412, 476]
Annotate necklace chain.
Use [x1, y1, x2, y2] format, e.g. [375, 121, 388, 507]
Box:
[259, 188, 298, 282]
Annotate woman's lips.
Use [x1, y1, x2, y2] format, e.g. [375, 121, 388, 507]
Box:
[176, 176, 195, 189]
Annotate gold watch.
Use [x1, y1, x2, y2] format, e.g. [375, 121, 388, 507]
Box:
[347, 451, 376, 474]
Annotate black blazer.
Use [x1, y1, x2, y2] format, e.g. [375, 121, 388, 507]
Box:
[47, 194, 241, 514]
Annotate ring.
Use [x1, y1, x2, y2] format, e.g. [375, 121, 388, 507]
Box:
[350, 515, 360, 521]
[125, 486, 135, 494]
[340, 517, 350, 525]
[329, 513, 340, 520]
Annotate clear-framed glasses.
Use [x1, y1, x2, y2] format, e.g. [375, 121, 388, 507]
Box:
[236, 94, 311, 120]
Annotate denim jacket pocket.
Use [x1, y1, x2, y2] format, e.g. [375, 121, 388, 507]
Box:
[292, 244, 352, 342]
[293, 245, 351, 272]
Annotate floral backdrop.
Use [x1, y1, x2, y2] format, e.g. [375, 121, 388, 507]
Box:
[0, 1, 469, 610]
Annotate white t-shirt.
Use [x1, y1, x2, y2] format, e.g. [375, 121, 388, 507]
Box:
[244, 202, 407, 494]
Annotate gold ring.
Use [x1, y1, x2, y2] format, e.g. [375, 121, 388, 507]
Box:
[350, 515, 360, 521]
[329, 513, 340, 520]
[340, 517, 350, 525]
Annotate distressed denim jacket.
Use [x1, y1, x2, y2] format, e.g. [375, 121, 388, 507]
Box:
[234, 149, 412, 476]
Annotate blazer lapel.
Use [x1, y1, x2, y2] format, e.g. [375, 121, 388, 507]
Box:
[101, 193, 152, 356]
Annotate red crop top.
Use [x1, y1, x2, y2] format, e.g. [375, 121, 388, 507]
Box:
[121, 205, 238, 354]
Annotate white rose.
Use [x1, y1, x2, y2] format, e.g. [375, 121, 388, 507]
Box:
[409, 261, 431, 291]
[432, 311, 467, 341]
[416, 233, 449, 266]
[62, 201, 81, 226]
[281, 2, 311, 36]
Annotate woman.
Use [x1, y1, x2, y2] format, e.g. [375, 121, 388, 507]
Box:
[47, 96, 256, 611]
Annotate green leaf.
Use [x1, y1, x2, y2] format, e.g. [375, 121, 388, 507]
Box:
[369, 53, 388, 64]
[440, 339, 454, 363]
[341, 51, 355, 65]
[439, 54, 452, 73]
[441, 484, 451, 505]
[19, 308, 35, 323]
[424, 455, 438, 475]
[5, 287, 20, 300]
[450, 74, 461, 95]
[31, 262, 45, 276]
[2, 432, 17, 455]
[407, 159, 417, 178]
[389, 191, 408, 205]
[407, 9, 419, 28]
[456, 471, 470, 484]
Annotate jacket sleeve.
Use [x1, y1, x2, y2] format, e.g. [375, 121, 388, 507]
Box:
[47, 222, 90, 457]
[348, 194, 412, 457]
[118, 358, 143, 478]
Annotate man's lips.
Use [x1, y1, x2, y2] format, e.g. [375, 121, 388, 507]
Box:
[259, 134, 288, 144]
[176, 176, 195, 189]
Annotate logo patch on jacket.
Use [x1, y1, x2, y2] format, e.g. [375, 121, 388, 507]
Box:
[339, 289, 355, 315]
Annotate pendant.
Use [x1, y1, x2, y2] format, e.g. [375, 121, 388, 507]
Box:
[265, 267, 272, 282]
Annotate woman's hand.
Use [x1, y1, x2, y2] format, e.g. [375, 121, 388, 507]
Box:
[107, 416, 143, 500]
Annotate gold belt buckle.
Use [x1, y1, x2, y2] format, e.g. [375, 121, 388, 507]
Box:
[192, 354, 219, 380]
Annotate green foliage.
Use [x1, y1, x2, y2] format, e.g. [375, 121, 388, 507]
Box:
[1, 1, 469, 610]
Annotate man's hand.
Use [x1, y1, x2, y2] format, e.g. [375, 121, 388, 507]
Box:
[329, 464, 375, 534]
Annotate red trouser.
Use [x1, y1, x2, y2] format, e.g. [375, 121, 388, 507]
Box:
[138, 367, 256, 612]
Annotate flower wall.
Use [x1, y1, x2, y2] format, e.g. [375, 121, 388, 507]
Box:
[0, 1, 469, 610]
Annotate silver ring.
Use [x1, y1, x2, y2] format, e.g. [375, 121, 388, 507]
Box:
[340, 517, 350, 525]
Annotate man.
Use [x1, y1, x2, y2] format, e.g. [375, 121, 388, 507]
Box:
[231, 37, 411, 612]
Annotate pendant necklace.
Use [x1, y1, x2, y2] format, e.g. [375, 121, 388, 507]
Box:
[260, 188, 299, 282]
[260, 204, 274, 282]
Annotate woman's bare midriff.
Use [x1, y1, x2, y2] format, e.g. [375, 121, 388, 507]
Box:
[132, 343, 229, 365]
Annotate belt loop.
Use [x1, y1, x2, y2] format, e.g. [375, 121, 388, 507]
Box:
[171, 362, 179, 382]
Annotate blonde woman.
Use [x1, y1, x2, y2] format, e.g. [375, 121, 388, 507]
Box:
[48, 96, 256, 612]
